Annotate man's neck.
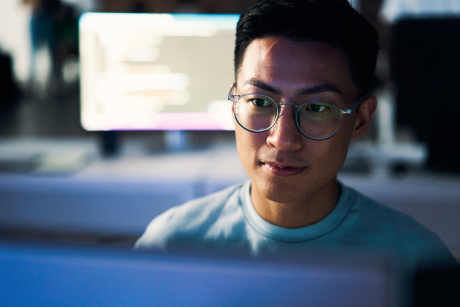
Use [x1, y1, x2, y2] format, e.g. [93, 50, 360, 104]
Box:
[250, 178, 340, 228]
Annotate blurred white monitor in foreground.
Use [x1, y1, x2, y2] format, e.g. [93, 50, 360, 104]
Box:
[79, 13, 238, 131]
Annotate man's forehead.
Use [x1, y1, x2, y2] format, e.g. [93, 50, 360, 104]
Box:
[242, 78, 343, 96]
[244, 36, 345, 58]
[236, 37, 356, 99]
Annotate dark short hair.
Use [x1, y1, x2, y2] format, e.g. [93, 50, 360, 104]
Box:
[234, 0, 379, 98]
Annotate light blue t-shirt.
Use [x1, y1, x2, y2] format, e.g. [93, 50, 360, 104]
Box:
[135, 181, 457, 268]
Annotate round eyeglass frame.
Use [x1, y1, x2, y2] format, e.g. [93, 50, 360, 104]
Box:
[228, 84, 363, 141]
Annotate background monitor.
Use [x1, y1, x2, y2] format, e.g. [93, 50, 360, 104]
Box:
[79, 13, 238, 131]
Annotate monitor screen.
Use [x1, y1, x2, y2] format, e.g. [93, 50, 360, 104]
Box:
[79, 13, 238, 131]
[0, 242, 398, 307]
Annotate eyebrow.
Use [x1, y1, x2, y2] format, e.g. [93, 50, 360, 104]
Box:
[243, 78, 343, 96]
[243, 78, 283, 95]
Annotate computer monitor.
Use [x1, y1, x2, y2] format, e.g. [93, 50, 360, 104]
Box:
[0, 242, 399, 307]
[79, 13, 238, 131]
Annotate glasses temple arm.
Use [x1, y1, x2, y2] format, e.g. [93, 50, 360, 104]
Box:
[341, 97, 364, 114]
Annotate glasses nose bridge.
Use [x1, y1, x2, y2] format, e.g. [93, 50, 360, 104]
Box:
[278, 101, 298, 108]
[273, 100, 300, 129]
[276, 101, 300, 119]
[277, 101, 300, 114]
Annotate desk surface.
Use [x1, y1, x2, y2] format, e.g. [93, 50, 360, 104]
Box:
[0, 138, 459, 256]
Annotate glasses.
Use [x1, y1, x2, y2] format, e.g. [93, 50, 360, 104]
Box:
[228, 84, 362, 141]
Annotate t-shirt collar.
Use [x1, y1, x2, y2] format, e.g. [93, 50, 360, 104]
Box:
[240, 180, 355, 242]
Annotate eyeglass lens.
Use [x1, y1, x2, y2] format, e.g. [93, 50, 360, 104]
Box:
[234, 94, 342, 139]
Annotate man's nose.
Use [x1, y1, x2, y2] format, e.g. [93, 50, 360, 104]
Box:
[266, 106, 303, 151]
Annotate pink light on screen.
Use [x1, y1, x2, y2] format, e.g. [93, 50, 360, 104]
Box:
[111, 113, 235, 131]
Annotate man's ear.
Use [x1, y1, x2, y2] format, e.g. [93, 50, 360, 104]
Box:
[230, 82, 236, 113]
[351, 95, 377, 140]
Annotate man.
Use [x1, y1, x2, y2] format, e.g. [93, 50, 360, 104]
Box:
[135, 0, 457, 268]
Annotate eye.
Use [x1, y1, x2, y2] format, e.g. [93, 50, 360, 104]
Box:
[251, 98, 272, 107]
[307, 104, 328, 112]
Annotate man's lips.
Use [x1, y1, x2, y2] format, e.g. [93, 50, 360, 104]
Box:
[261, 161, 307, 177]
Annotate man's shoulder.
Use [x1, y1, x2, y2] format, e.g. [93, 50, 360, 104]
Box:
[350, 187, 437, 238]
[344, 185, 455, 264]
[134, 181, 247, 251]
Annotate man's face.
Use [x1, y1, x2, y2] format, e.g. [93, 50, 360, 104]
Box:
[234, 36, 370, 205]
